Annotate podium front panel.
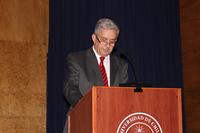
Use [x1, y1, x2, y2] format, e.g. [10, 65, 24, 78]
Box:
[68, 86, 182, 133]
[93, 87, 182, 133]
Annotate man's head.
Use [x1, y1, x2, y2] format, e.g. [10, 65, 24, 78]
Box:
[92, 18, 119, 57]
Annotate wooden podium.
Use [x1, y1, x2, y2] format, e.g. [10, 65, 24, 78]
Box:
[68, 86, 182, 133]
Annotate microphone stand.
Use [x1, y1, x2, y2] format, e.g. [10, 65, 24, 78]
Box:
[118, 52, 150, 92]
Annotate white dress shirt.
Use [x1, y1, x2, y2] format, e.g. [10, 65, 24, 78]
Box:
[92, 46, 110, 86]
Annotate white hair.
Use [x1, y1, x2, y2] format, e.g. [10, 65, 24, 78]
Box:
[94, 18, 120, 36]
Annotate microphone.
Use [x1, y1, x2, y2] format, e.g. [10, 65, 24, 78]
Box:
[116, 51, 152, 92]
[119, 52, 139, 84]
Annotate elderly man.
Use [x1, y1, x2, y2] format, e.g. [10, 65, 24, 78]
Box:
[63, 18, 128, 133]
[63, 18, 128, 132]
[64, 18, 128, 106]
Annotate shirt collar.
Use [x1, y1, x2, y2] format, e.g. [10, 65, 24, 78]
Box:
[92, 46, 109, 64]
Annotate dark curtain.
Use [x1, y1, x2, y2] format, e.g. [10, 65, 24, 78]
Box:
[47, 0, 183, 132]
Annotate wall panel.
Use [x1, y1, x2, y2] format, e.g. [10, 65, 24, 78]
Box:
[180, 0, 200, 132]
[0, 0, 48, 132]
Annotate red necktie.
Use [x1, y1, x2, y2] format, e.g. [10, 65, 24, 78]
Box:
[99, 57, 108, 86]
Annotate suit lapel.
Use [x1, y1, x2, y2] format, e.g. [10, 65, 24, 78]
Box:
[86, 48, 104, 85]
[110, 55, 118, 86]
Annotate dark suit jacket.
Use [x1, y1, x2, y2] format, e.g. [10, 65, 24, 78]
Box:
[64, 47, 128, 106]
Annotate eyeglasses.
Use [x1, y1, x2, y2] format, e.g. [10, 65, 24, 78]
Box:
[95, 34, 117, 47]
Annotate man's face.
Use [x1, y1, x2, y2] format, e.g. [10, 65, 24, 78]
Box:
[92, 29, 118, 57]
